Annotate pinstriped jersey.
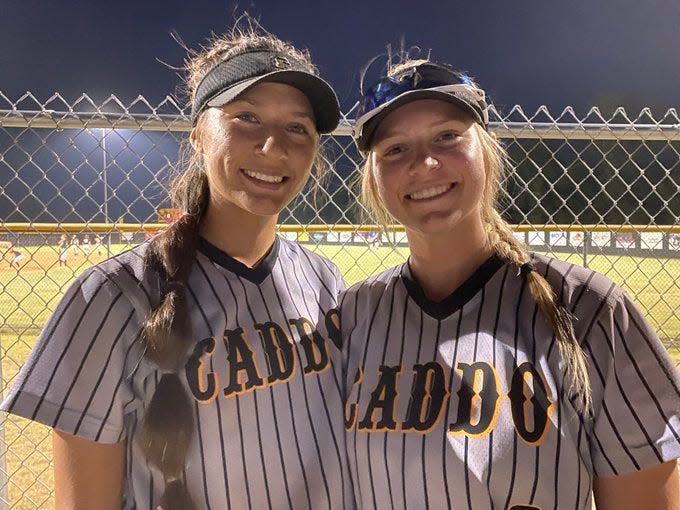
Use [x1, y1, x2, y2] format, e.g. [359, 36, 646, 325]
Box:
[1, 236, 354, 510]
[340, 254, 680, 510]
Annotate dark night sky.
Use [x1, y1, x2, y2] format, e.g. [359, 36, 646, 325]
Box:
[2, 0, 680, 117]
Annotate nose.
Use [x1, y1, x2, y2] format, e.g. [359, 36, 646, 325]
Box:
[424, 156, 440, 169]
[410, 147, 441, 173]
[258, 131, 287, 159]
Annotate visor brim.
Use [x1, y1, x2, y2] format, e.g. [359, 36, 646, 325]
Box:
[354, 88, 487, 151]
[205, 70, 341, 134]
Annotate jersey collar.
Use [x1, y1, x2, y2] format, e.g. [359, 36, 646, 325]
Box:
[400, 255, 505, 320]
[198, 236, 280, 285]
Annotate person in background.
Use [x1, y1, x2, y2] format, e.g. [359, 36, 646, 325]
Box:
[340, 57, 680, 510]
[57, 234, 69, 266]
[1, 20, 352, 510]
[81, 235, 91, 258]
[8, 245, 25, 270]
[70, 234, 80, 257]
[94, 234, 103, 256]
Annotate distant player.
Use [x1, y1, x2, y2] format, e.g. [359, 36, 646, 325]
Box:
[57, 234, 68, 266]
[1, 24, 352, 510]
[94, 235, 103, 256]
[70, 235, 79, 256]
[8, 246, 25, 270]
[340, 58, 680, 510]
[364, 230, 381, 249]
[81, 235, 91, 257]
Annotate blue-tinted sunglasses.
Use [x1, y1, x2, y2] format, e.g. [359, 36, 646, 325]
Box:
[353, 63, 488, 151]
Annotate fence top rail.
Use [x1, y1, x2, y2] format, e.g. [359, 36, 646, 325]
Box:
[0, 110, 190, 132]
[2, 223, 679, 234]
[2, 110, 680, 141]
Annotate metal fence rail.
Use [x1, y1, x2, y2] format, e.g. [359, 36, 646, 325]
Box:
[0, 94, 679, 508]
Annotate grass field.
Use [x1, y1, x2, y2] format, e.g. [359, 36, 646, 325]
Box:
[0, 242, 678, 508]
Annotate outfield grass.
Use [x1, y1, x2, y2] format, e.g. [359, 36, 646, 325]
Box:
[0, 242, 678, 508]
[307, 244, 680, 343]
[1, 242, 679, 346]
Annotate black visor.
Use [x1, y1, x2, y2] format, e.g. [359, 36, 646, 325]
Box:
[191, 49, 341, 134]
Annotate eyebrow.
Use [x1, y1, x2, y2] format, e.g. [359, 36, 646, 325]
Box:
[289, 111, 316, 122]
[377, 117, 466, 142]
[230, 97, 315, 121]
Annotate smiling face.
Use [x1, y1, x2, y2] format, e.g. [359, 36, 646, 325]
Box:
[191, 81, 319, 222]
[368, 99, 487, 238]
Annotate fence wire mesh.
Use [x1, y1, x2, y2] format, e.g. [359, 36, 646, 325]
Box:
[0, 94, 679, 508]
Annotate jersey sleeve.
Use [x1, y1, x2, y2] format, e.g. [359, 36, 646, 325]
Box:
[334, 263, 347, 296]
[588, 288, 680, 477]
[0, 267, 146, 444]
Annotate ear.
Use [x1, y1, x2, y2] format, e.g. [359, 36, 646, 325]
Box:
[189, 127, 202, 153]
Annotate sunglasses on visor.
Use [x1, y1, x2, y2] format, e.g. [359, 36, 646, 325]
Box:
[353, 63, 489, 150]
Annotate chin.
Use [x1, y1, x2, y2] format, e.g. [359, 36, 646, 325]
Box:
[242, 197, 292, 218]
[401, 210, 460, 233]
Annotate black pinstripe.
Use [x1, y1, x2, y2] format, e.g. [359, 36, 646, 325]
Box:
[281, 246, 349, 509]
[73, 309, 134, 435]
[503, 273, 528, 510]
[187, 266, 225, 510]
[278, 252, 333, 509]
[52, 292, 124, 427]
[270, 281, 315, 509]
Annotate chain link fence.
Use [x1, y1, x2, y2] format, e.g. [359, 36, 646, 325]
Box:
[0, 94, 679, 508]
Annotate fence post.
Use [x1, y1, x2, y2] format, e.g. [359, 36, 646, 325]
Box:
[0, 331, 8, 509]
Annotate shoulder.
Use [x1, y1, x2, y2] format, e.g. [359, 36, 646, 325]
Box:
[337, 264, 403, 339]
[531, 253, 626, 331]
[532, 253, 622, 301]
[76, 242, 157, 310]
[340, 264, 403, 306]
[278, 237, 343, 281]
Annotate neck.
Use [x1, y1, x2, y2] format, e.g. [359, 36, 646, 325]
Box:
[199, 202, 278, 267]
[406, 219, 493, 302]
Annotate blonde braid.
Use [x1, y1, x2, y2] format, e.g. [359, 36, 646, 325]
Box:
[476, 122, 592, 414]
[486, 211, 592, 415]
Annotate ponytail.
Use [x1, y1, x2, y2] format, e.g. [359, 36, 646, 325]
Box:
[486, 211, 592, 415]
[523, 266, 592, 414]
[139, 170, 208, 509]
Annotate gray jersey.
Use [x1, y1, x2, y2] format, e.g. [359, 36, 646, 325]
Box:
[340, 254, 680, 510]
[2, 236, 353, 510]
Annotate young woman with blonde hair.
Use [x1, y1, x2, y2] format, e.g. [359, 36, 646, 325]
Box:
[340, 58, 680, 510]
[2, 23, 353, 509]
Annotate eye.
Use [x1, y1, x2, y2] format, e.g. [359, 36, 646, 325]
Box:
[436, 130, 458, 143]
[235, 112, 259, 123]
[287, 122, 311, 135]
[383, 144, 407, 157]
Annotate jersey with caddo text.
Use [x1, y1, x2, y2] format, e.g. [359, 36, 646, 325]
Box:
[340, 254, 680, 510]
[2, 236, 353, 510]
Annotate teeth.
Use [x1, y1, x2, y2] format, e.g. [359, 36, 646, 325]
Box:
[243, 169, 284, 183]
[409, 184, 451, 201]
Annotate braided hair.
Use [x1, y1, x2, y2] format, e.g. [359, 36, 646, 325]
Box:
[138, 22, 325, 509]
[359, 59, 592, 416]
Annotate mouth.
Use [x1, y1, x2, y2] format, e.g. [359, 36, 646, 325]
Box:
[242, 169, 288, 185]
[407, 183, 456, 201]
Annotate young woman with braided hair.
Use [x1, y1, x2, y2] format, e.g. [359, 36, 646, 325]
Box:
[2, 26, 354, 509]
[340, 58, 680, 509]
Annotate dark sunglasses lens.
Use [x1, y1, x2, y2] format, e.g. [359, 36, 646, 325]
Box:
[356, 81, 406, 118]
